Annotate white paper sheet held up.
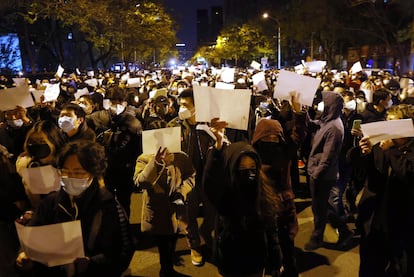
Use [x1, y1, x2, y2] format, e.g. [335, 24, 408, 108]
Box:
[56, 65, 64, 78]
[43, 83, 60, 102]
[74, 87, 89, 100]
[351, 61, 362, 73]
[193, 85, 251, 130]
[21, 165, 61, 194]
[142, 127, 181, 154]
[15, 220, 84, 267]
[252, 71, 268, 92]
[84, 78, 98, 88]
[304, 60, 327, 73]
[0, 86, 34, 111]
[273, 70, 320, 106]
[361, 118, 414, 146]
[250, 60, 261, 71]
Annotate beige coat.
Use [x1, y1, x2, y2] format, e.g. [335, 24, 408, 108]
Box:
[134, 151, 195, 235]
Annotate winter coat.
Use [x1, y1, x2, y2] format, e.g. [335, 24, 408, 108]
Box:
[134, 152, 195, 235]
[307, 91, 344, 181]
[26, 181, 126, 276]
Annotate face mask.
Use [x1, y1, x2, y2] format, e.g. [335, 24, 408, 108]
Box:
[61, 177, 91, 196]
[178, 107, 193, 120]
[103, 99, 111, 110]
[238, 169, 258, 182]
[255, 141, 285, 165]
[27, 143, 51, 160]
[110, 104, 125, 115]
[7, 119, 24, 128]
[386, 99, 393, 109]
[344, 100, 356, 111]
[58, 116, 75, 133]
[317, 101, 325, 113]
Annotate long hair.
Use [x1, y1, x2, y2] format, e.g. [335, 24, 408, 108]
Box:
[257, 170, 282, 222]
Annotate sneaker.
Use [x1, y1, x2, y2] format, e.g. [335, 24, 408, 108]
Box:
[191, 248, 203, 266]
[298, 160, 306, 169]
[304, 238, 323, 251]
[337, 230, 354, 250]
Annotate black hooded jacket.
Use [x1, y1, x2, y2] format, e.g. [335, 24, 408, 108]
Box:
[203, 142, 281, 276]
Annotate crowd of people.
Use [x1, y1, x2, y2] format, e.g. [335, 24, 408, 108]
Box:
[0, 65, 414, 277]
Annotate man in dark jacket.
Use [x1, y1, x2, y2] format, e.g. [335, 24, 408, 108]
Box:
[360, 88, 391, 124]
[305, 91, 353, 251]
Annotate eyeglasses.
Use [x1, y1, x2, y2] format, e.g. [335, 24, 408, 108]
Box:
[58, 169, 90, 179]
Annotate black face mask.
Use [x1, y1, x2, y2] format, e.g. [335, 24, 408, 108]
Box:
[27, 143, 51, 160]
[255, 141, 285, 165]
[237, 168, 259, 199]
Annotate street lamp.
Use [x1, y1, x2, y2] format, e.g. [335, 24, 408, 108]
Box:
[263, 12, 281, 69]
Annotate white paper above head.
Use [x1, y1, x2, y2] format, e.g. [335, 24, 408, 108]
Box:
[273, 70, 320, 107]
[56, 65, 64, 78]
[361, 118, 414, 146]
[43, 83, 60, 102]
[84, 78, 98, 88]
[127, 77, 141, 88]
[15, 220, 84, 267]
[0, 86, 34, 111]
[13, 78, 27, 87]
[215, 82, 235, 90]
[351, 61, 362, 73]
[87, 70, 94, 77]
[304, 60, 326, 73]
[142, 127, 181, 155]
[74, 87, 90, 100]
[250, 60, 261, 71]
[193, 85, 251, 130]
[220, 67, 235, 83]
[76, 68, 81, 75]
[149, 88, 168, 99]
[294, 64, 305, 75]
[21, 165, 61, 194]
[252, 71, 268, 92]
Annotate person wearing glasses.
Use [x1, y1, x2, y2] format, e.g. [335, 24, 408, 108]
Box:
[16, 140, 132, 277]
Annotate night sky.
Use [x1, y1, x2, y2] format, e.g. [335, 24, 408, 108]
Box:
[163, 0, 223, 51]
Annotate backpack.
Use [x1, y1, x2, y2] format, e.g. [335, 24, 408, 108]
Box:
[88, 199, 135, 274]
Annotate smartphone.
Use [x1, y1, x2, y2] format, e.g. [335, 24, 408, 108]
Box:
[352, 119, 362, 130]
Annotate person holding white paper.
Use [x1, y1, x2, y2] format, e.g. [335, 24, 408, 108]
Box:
[167, 89, 219, 266]
[352, 106, 414, 276]
[16, 141, 132, 277]
[16, 120, 66, 209]
[134, 146, 195, 276]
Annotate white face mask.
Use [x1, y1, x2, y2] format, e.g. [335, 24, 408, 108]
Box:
[317, 101, 325, 113]
[61, 177, 92, 196]
[178, 107, 193, 120]
[386, 99, 393, 109]
[110, 104, 125, 115]
[7, 119, 24, 128]
[58, 116, 76, 133]
[344, 100, 356, 111]
[103, 99, 111, 110]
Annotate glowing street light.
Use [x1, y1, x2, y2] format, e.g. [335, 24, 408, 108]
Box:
[263, 12, 281, 69]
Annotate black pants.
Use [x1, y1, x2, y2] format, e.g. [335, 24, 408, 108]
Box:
[155, 234, 178, 274]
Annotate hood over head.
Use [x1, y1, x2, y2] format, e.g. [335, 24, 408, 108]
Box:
[251, 118, 285, 146]
[223, 141, 261, 186]
[320, 91, 344, 123]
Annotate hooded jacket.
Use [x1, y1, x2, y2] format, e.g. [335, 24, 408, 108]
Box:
[202, 142, 281, 276]
[307, 91, 344, 181]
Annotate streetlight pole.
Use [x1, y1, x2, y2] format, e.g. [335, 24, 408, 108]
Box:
[263, 13, 281, 69]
